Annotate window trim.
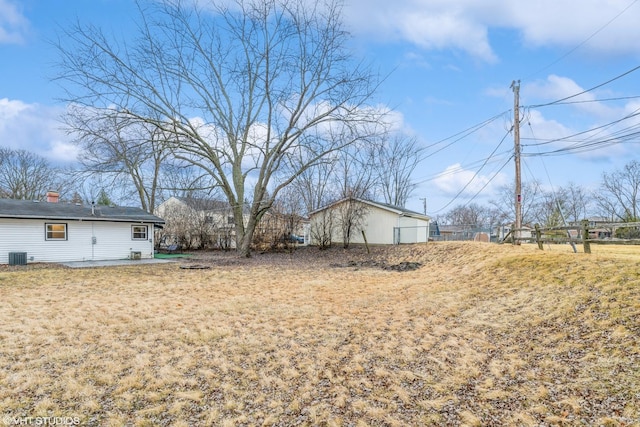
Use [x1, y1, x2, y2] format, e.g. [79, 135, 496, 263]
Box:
[132, 225, 148, 240]
[45, 223, 68, 241]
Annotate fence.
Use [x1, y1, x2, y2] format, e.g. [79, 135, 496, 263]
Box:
[430, 226, 494, 242]
[506, 220, 640, 253]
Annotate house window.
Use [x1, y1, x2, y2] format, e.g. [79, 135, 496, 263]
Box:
[46, 223, 67, 240]
[132, 225, 148, 240]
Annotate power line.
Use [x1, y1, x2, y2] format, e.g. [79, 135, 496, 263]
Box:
[536, 95, 640, 106]
[418, 110, 510, 161]
[414, 150, 512, 185]
[431, 129, 512, 213]
[527, 64, 640, 109]
[522, 113, 640, 157]
[525, 0, 640, 81]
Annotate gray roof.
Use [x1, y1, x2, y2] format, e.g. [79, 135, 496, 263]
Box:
[0, 199, 165, 224]
[309, 197, 430, 221]
[174, 196, 232, 211]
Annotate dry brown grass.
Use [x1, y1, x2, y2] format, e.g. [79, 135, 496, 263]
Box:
[0, 242, 639, 426]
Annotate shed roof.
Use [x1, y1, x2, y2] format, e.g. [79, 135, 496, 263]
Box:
[0, 199, 165, 224]
[309, 198, 430, 221]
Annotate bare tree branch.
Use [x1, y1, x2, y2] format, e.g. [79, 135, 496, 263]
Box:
[54, 0, 383, 256]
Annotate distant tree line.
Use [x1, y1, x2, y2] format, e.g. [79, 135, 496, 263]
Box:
[438, 160, 640, 231]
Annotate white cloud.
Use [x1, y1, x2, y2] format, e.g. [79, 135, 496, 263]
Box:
[520, 108, 630, 161]
[344, 0, 498, 62]
[342, 0, 640, 61]
[506, 0, 640, 55]
[525, 75, 619, 119]
[0, 0, 29, 44]
[0, 98, 78, 163]
[433, 162, 508, 197]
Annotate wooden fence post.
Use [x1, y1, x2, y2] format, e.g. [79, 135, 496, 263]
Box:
[361, 230, 370, 254]
[582, 220, 591, 254]
[535, 224, 543, 250]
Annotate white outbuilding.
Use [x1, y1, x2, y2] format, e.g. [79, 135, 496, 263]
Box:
[309, 198, 430, 246]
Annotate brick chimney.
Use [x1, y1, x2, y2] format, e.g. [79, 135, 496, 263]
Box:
[46, 191, 60, 203]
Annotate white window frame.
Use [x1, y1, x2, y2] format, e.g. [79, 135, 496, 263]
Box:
[132, 225, 148, 240]
[45, 223, 68, 241]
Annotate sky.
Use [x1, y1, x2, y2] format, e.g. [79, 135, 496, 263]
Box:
[1, 0, 639, 217]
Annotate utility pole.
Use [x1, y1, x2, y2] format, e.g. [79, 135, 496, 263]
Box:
[419, 198, 427, 215]
[511, 80, 522, 245]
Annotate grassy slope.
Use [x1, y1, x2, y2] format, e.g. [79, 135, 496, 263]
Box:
[0, 242, 638, 426]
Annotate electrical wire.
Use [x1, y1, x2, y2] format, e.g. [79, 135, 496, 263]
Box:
[527, 64, 640, 109]
[537, 95, 640, 106]
[418, 110, 510, 161]
[430, 129, 512, 213]
[414, 149, 512, 185]
[521, 107, 640, 151]
[449, 155, 513, 211]
[525, 0, 640, 81]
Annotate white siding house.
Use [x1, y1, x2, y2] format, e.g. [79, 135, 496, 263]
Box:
[0, 197, 164, 264]
[309, 198, 430, 246]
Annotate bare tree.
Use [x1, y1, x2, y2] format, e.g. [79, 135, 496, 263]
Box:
[594, 160, 640, 221]
[289, 159, 340, 214]
[157, 197, 230, 250]
[335, 196, 369, 248]
[310, 208, 334, 250]
[254, 187, 306, 251]
[562, 181, 590, 223]
[534, 188, 567, 228]
[65, 107, 173, 213]
[374, 133, 422, 207]
[0, 148, 62, 200]
[55, 0, 382, 256]
[444, 203, 490, 227]
[490, 180, 544, 226]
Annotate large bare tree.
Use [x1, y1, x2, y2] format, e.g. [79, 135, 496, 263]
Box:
[55, 0, 382, 256]
[65, 107, 173, 214]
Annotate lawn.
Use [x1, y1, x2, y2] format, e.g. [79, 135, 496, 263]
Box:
[0, 242, 638, 426]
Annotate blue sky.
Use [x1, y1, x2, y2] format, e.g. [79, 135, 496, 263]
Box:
[1, 0, 639, 216]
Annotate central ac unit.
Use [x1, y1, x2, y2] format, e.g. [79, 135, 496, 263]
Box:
[8, 252, 27, 266]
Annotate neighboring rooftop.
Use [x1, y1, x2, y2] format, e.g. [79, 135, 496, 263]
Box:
[0, 198, 164, 224]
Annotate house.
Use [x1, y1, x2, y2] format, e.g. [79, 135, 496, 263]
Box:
[308, 198, 430, 246]
[156, 196, 241, 249]
[495, 223, 534, 242]
[569, 217, 613, 239]
[157, 196, 309, 249]
[0, 193, 164, 264]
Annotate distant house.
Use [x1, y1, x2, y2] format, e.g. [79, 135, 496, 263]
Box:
[308, 198, 430, 246]
[156, 196, 239, 249]
[495, 223, 534, 242]
[569, 217, 613, 239]
[156, 196, 236, 226]
[0, 193, 164, 264]
[156, 196, 309, 249]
